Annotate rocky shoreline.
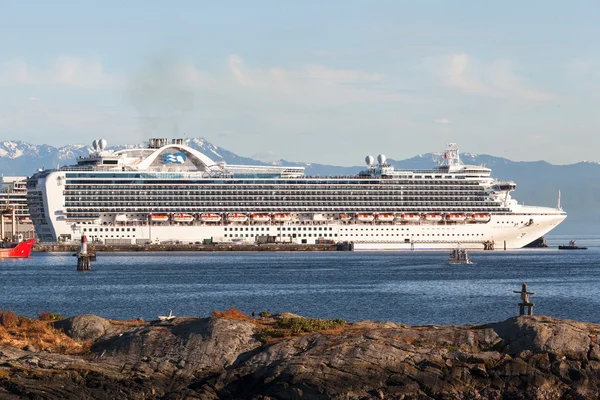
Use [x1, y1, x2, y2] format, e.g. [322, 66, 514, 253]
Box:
[1, 312, 600, 399]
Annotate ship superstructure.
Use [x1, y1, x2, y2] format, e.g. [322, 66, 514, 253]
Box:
[1, 176, 34, 241]
[27, 139, 566, 249]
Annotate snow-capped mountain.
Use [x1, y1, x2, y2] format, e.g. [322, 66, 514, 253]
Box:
[1, 137, 600, 234]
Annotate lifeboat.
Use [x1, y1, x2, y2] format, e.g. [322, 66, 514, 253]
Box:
[471, 214, 491, 223]
[173, 213, 195, 223]
[272, 213, 292, 222]
[227, 213, 248, 222]
[339, 213, 352, 221]
[424, 214, 443, 222]
[251, 214, 271, 222]
[356, 213, 375, 222]
[400, 213, 421, 222]
[376, 213, 395, 222]
[446, 213, 466, 222]
[200, 213, 222, 223]
[18, 217, 31, 223]
[150, 214, 169, 222]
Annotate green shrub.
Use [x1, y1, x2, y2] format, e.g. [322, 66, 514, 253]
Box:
[258, 311, 271, 318]
[258, 317, 347, 342]
[276, 317, 346, 334]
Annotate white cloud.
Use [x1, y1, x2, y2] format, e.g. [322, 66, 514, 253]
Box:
[0, 57, 121, 89]
[434, 118, 450, 124]
[440, 53, 557, 101]
[219, 54, 400, 107]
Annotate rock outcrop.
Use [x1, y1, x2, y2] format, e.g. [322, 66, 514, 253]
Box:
[1, 314, 600, 399]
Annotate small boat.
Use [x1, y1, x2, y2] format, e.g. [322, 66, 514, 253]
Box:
[558, 240, 587, 250]
[339, 213, 352, 221]
[446, 213, 466, 222]
[227, 213, 248, 222]
[400, 213, 421, 222]
[158, 309, 176, 321]
[471, 214, 491, 223]
[200, 213, 222, 222]
[150, 214, 169, 222]
[272, 213, 292, 222]
[173, 213, 195, 223]
[0, 239, 35, 258]
[251, 214, 271, 222]
[424, 214, 443, 222]
[376, 214, 395, 222]
[448, 248, 473, 264]
[356, 213, 375, 222]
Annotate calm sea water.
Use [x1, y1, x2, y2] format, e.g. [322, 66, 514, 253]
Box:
[1, 234, 599, 326]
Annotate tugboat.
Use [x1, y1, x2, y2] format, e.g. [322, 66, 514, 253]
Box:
[0, 238, 35, 258]
[558, 240, 587, 250]
[448, 248, 473, 264]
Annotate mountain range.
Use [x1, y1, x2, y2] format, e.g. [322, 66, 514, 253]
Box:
[1, 138, 597, 235]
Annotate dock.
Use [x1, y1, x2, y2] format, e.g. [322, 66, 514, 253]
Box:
[35, 242, 352, 253]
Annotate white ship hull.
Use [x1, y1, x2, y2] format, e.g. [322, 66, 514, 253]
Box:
[43, 206, 564, 250]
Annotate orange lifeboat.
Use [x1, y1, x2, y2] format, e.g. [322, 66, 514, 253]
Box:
[172, 213, 195, 223]
[424, 214, 443, 222]
[200, 213, 222, 222]
[446, 213, 466, 222]
[251, 214, 271, 222]
[272, 213, 292, 222]
[339, 213, 352, 221]
[400, 213, 421, 222]
[376, 213, 395, 222]
[356, 213, 375, 222]
[150, 214, 169, 222]
[471, 213, 491, 223]
[227, 213, 248, 222]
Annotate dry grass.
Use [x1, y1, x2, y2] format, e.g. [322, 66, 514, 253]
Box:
[0, 311, 89, 354]
[108, 319, 147, 327]
[212, 307, 250, 321]
[38, 311, 65, 322]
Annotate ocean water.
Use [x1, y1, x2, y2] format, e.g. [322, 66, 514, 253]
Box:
[1, 234, 599, 326]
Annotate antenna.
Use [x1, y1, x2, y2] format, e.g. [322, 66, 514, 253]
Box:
[557, 190, 562, 211]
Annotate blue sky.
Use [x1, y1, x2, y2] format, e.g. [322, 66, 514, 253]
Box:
[0, 0, 598, 165]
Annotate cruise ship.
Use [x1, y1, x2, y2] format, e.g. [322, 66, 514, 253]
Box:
[26, 138, 566, 250]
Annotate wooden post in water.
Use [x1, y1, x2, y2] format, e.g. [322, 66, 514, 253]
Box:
[513, 282, 535, 316]
[77, 234, 95, 271]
